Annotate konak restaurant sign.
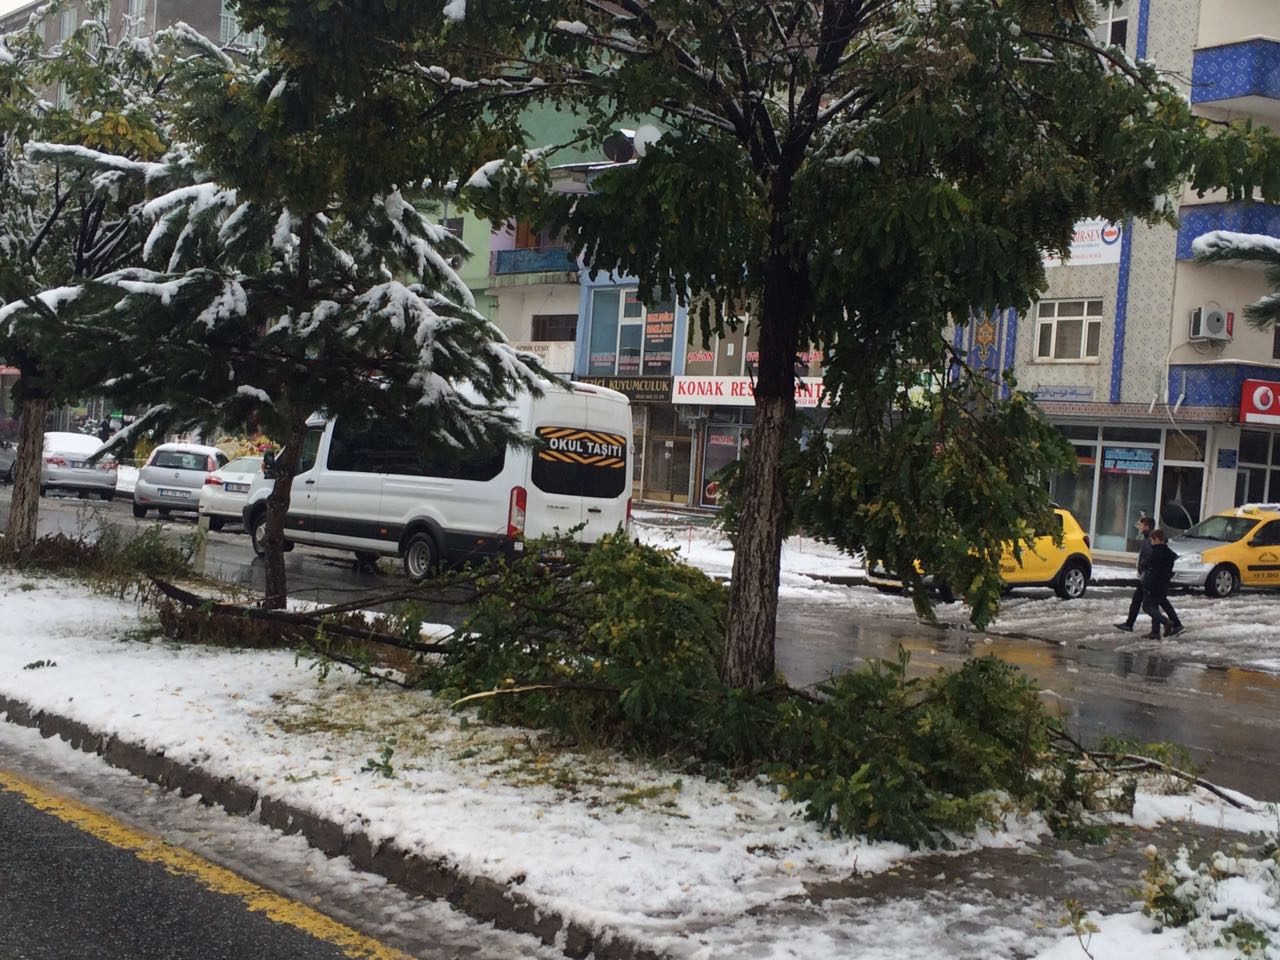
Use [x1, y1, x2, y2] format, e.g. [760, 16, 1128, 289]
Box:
[671, 376, 827, 407]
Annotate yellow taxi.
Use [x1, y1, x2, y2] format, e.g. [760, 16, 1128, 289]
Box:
[866, 507, 1093, 600]
[1170, 503, 1280, 597]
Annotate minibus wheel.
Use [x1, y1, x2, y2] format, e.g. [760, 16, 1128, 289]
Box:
[403, 532, 439, 581]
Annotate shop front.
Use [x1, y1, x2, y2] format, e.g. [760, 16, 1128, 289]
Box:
[1049, 424, 1213, 553]
[671, 375, 827, 509]
[576, 375, 688, 503]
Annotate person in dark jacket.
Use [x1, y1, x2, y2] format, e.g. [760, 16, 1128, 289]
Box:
[1141, 529, 1183, 639]
[1116, 516, 1182, 634]
[1116, 516, 1154, 632]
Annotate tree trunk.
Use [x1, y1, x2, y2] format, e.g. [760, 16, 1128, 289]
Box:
[3, 394, 50, 560]
[262, 416, 307, 610]
[721, 208, 808, 688]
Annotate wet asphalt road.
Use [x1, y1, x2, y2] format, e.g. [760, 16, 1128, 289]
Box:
[6, 488, 1280, 801]
[0, 785, 363, 960]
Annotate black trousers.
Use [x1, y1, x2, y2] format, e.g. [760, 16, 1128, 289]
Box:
[1127, 586, 1179, 628]
[1141, 591, 1180, 635]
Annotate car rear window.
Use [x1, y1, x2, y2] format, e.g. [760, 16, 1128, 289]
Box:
[530, 426, 628, 499]
[224, 457, 262, 474]
[153, 451, 209, 471]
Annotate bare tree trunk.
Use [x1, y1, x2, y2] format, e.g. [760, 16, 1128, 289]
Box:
[722, 208, 807, 688]
[2, 395, 50, 560]
[262, 416, 307, 610]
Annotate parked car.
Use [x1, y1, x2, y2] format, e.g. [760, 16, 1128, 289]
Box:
[866, 506, 1093, 600]
[242, 381, 634, 579]
[133, 443, 229, 518]
[40, 432, 117, 499]
[1170, 503, 1280, 597]
[197, 455, 264, 531]
[0, 439, 15, 482]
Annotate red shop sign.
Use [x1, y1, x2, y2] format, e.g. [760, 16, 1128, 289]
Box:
[1241, 379, 1280, 426]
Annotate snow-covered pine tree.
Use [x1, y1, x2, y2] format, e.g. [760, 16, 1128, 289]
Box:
[0, 0, 167, 558]
[60, 27, 547, 606]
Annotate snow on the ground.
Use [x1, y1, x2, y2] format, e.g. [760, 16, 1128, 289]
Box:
[633, 510, 863, 583]
[633, 513, 1280, 676]
[5, 572, 1275, 959]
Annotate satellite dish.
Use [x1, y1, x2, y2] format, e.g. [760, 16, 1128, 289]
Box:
[602, 132, 635, 163]
[633, 124, 661, 157]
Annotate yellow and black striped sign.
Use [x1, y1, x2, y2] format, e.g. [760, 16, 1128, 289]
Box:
[536, 426, 627, 468]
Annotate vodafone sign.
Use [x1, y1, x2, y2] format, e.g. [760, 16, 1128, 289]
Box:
[1241, 379, 1280, 425]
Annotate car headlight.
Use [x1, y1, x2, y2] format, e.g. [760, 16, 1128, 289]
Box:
[1176, 552, 1203, 567]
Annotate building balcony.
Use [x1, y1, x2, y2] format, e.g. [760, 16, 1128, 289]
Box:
[1176, 202, 1280, 260]
[490, 245, 579, 278]
[1191, 39, 1280, 123]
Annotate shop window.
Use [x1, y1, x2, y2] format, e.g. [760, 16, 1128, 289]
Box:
[1237, 431, 1278, 505]
[1059, 425, 1100, 441]
[1164, 430, 1206, 462]
[1241, 430, 1271, 465]
[1273, 327, 1280, 360]
[1051, 444, 1097, 529]
[1034, 299, 1103, 361]
[1093, 0, 1128, 49]
[531, 314, 577, 342]
[1102, 426, 1161, 443]
[1159, 465, 1203, 535]
[586, 288, 674, 376]
[588, 289, 620, 375]
[1094, 444, 1157, 552]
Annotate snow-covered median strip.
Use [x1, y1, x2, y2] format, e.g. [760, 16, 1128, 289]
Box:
[1, 572, 1275, 959]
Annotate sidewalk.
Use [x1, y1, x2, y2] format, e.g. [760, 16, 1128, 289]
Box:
[2, 572, 1277, 959]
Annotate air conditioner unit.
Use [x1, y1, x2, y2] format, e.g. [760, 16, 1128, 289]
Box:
[1189, 306, 1232, 342]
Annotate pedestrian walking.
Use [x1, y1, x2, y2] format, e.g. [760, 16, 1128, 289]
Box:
[1140, 529, 1183, 639]
[1115, 516, 1154, 631]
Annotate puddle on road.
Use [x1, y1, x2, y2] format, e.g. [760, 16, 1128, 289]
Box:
[775, 604, 1280, 800]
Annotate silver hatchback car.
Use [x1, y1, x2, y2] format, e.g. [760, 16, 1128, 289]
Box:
[133, 443, 228, 518]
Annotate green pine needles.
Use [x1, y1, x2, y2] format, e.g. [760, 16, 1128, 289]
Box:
[414, 534, 1144, 849]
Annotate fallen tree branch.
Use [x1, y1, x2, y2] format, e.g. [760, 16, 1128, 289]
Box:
[148, 577, 450, 655]
[1049, 725, 1254, 811]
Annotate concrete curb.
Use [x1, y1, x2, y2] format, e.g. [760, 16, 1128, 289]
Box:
[0, 692, 666, 960]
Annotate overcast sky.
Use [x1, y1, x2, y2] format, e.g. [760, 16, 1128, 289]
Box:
[0, 0, 33, 17]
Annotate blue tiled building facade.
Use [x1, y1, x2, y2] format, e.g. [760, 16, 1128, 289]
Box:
[969, 0, 1280, 555]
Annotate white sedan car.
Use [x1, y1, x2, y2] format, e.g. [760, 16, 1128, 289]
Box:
[41, 432, 117, 499]
[197, 455, 264, 532]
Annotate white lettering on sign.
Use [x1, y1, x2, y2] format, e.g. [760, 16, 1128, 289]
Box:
[546, 435, 625, 459]
[671, 376, 827, 407]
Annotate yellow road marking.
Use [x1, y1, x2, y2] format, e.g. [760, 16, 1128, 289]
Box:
[0, 770, 415, 960]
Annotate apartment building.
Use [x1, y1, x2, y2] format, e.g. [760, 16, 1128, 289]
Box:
[952, 0, 1280, 554]
[0, 0, 260, 49]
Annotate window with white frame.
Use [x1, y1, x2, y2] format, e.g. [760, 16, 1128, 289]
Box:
[60, 5, 77, 41]
[124, 0, 147, 38]
[587, 288, 675, 376]
[1034, 299, 1103, 361]
[1093, 0, 1129, 50]
[219, 0, 265, 51]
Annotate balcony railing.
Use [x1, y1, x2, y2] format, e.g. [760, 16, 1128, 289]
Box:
[491, 245, 578, 276]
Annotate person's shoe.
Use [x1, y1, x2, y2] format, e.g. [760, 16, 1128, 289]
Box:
[1145, 632, 1162, 639]
[1166, 623, 1185, 637]
[1115, 622, 1134, 632]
